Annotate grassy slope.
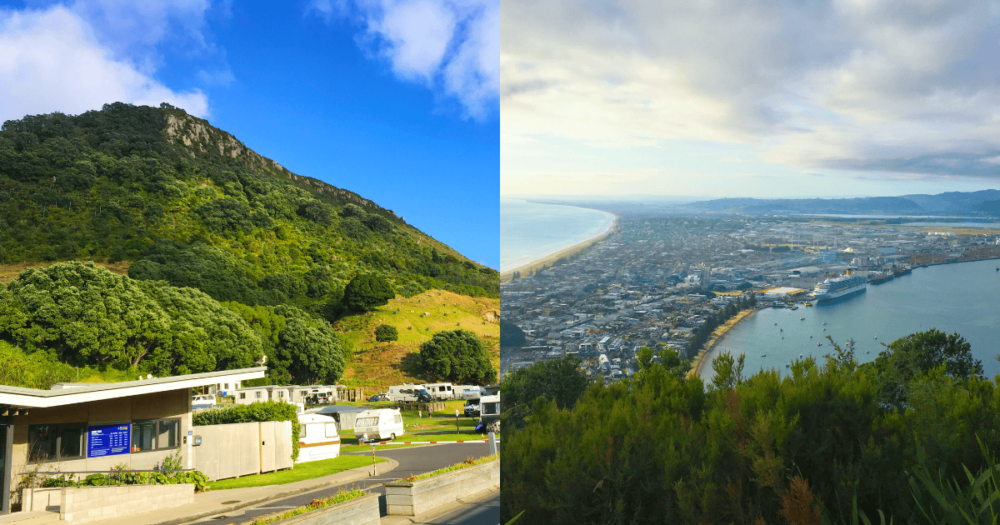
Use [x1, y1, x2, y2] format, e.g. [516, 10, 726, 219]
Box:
[334, 289, 500, 392]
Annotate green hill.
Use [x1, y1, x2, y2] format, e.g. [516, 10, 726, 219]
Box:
[0, 103, 499, 388]
[0, 102, 498, 317]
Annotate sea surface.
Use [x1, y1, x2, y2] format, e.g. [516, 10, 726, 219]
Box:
[702, 258, 1000, 381]
[500, 198, 615, 273]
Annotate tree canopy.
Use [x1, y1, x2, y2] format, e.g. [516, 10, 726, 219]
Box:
[500, 329, 1000, 524]
[374, 324, 398, 342]
[0, 262, 262, 376]
[343, 273, 395, 312]
[500, 356, 589, 431]
[419, 330, 496, 385]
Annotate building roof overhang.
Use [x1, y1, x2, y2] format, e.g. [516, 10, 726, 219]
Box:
[0, 367, 266, 409]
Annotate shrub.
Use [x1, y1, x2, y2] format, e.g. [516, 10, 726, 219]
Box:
[374, 324, 398, 342]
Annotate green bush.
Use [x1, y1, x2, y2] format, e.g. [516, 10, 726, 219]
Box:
[343, 273, 395, 312]
[374, 324, 398, 342]
[194, 402, 301, 460]
[420, 330, 496, 385]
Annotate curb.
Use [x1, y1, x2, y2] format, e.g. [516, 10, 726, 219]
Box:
[371, 439, 500, 446]
[165, 458, 399, 525]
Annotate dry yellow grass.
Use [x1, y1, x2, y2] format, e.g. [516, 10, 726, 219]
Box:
[335, 289, 500, 391]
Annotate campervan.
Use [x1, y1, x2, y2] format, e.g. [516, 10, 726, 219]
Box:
[479, 395, 500, 428]
[192, 394, 216, 411]
[296, 413, 341, 462]
[354, 408, 405, 442]
[423, 382, 455, 400]
[387, 384, 425, 403]
[461, 387, 489, 401]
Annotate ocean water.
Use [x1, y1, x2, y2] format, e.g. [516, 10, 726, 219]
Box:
[501, 198, 615, 272]
[702, 258, 1000, 381]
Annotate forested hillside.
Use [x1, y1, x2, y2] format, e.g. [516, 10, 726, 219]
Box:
[0, 102, 498, 316]
[0, 103, 499, 388]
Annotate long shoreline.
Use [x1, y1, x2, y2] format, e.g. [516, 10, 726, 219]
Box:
[688, 308, 758, 380]
[500, 216, 618, 283]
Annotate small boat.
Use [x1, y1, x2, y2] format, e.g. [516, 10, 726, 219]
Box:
[799, 353, 803, 358]
[873, 336, 877, 339]
[760, 354, 767, 357]
[822, 328, 827, 331]
[780, 328, 783, 332]
[809, 335, 813, 339]
[865, 351, 870, 354]
[786, 364, 790, 368]
[817, 343, 822, 346]
[823, 322, 827, 326]
[775, 323, 778, 326]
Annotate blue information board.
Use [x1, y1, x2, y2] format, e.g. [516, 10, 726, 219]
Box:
[87, 424, 130, 458]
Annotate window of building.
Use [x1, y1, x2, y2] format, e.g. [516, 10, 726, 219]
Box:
[28, 423, 86, 462]
[278, 391, 284, 398]
[301, 424, 308, 438]
[256, 391, 262, 399]
[224, 383, 230, 390]
[240, 393, 246, 399]
[325, 423, 338, 438]
[132, 419, 181, 452]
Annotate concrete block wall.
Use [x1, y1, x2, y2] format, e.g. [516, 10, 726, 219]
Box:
[58, 484, 194, 524]
[385, 460, 499, 516]
[263, 494, 379, 525]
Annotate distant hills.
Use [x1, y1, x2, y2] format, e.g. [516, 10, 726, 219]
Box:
[688, 190, 1000, 216]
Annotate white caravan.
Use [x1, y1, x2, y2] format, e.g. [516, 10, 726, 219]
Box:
[354, 408, 405, 442]
[296, 413, 341, 463]
[387, 384, 425, 403]
[422, 382, 455, 400]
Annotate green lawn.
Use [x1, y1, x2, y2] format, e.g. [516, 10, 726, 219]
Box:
[207, 455, 387, 491]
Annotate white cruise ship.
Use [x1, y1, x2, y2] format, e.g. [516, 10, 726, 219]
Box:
[812, 274, 867, 301]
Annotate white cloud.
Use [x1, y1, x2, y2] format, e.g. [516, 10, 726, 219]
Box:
[501, 0, 1000, 194]
[0, 5, 209, 123]
[311, 0, 498, 119]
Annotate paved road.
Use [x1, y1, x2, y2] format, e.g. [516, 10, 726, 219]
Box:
[188, 444, 491, 525]
[422, 492, 499, 525]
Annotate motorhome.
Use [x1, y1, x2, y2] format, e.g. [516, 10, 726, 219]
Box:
[191, 394, 216, 411]
[354, 408, 405, 442]
[461, 387, 489, 401]
[296, 412, 341, 462]
[387, 384, 425, 403]
[452, 385, 480, 399]
[423, 382, 455, 400]
[479, 394, 500, 432]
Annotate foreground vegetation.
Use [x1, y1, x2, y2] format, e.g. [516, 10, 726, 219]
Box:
[501, 329, 1000, 524]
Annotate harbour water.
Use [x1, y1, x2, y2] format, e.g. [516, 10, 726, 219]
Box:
[500, 198, 615, 273]
[702, 258, 1000, 381]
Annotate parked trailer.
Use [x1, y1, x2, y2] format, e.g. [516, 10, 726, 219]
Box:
[354, 408, 405, 442]
[296, 413, 341, 463]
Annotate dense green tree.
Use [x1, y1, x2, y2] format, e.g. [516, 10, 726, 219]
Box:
[499, 319, 526, 348]
[420, 330, 496, 385]
[374, 324, 398, 342]
[0, 262, 262, 376]
[500, 356, 589, 430]
[862, 328, 982, 409]
[343, 273, 395, 311]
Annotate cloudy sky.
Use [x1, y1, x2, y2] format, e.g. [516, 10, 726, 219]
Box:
[501, 0, 1000, 199]
[0, 0, 499, 267]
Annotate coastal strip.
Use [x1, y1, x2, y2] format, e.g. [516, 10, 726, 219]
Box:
[500, 217, 618, 284]
[688, 308, 757, 379]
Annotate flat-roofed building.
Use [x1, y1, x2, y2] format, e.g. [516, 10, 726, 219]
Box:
[0, 367, 265, 515]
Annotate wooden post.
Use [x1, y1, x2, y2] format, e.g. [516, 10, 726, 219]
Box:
[370, 444, 377, 476]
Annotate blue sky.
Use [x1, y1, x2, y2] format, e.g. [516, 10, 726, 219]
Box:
[0, 0, 499, 268]
[501, 0, 1000, 199]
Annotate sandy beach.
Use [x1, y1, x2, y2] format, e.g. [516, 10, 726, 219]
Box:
[500, 217, 618, 283]
[688, 308, 758, 379]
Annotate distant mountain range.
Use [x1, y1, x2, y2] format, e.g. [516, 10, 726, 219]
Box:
[688, 190, 1000, 216]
